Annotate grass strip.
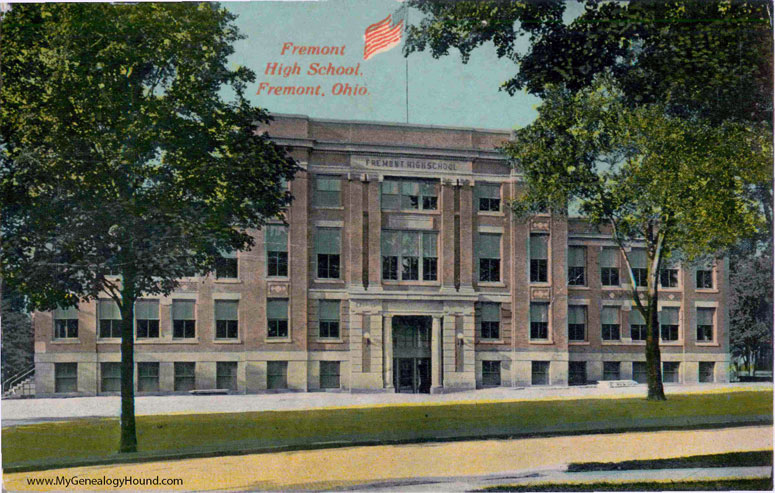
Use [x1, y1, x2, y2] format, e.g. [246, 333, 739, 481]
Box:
[481, 478, 773, 491]
[567, 450, 773, 472]
[2, 390, 771, 472]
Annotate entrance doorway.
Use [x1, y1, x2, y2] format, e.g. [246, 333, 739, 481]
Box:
[392, 316, 432, 394]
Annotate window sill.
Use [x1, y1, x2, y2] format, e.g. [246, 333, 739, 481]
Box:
[135, 339, 163, 344]
[568, 341, 590, 345]
[315, 279, 344, 283]
[601, 340, 626, 345]
[383, 209, 440, 215]
[660, 341, 684, 346]
[478, 339, 504, 344]
[266, 276, 290, 281]
[50, 339, 81, 344]
[530, 282, 551, 287]
[695, 342, 719, 347]
[529, 340, 554, 345]
[659, 287, 682, 292]
[695, 289, 719, 294]
[214, 279, 242, 284]
[214, 339, 242, 344]
[312, 206, 344, 210]
[601, 286, 623, 290]
[478, 282, 506, 288]
[382, 281, 441, 287]
[169, 338, 200, 343]
[568, 285, 590, 289]
[97, 339, 121, 344]
[477, 211, 505, 217]
[316, 338, 344, 344]
[265, 337, 293, 343]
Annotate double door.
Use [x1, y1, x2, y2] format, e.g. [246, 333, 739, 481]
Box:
[394, 357, 431, 393]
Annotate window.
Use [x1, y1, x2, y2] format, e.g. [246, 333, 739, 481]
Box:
[172, 300, 196, 339]
[696, 262, 714, 289]
[603, 362, 621, 380]
[215, 251, 238, 279]
[98, 300, 122, 338]
[482, 361, 501, 386]
[174, 362, 196, 391]
[568, 305, 587, 342]
[696, 308, 715, 342]
[100, 362, 120, 392]
[660, 307, 680, 341]
[215, 300, 238, 339]
[600, 247, 619, 286]
[320, 361, 341, 389]
[530, 234, 548, 283]
[660, 263, 679, 288]
[382, 230, 438, 281]
[267, 361, 288, 390]
[318, 300, 340, 339]
[478, 303, 500, 340]
[137, 362, 159, 392]
[53, 306, 79, 339]
[601, 306, 621, 341]
[265, 224, 289, 277]
[662, 362, 680, 383]
[630, 249, 648, 287]
[530, 303, 549, 340]
[55, 363, 77, 393]
[267, 299, 289, 338]
[216, 362, 238, 391]
[568, 247, 586, 286]
[531, 361, 549, 386]
[632, 362, 648, 383]
[316, 228, 341, 279]
[569, 361, 586, 385]
[135, 300, 159, 339]
[314, 175, 342, 208]
[478, 233, 501, 282]
[699, 362, 715, 383]
[476, 183, 501, 212]
[630, 309, 647, 341]
[381, 179, 437, 211]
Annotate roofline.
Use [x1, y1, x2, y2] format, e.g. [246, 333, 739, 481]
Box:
[266, 113, 513, 136]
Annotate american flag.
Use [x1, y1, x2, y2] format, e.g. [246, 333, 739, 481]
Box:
[363, 5, 406, 61]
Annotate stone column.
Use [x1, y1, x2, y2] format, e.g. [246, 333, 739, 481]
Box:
[367, 178, 383, 290]
[383, 314, 394, 389]
[440, 180, 456, 292]
[431, 315, 443, 393]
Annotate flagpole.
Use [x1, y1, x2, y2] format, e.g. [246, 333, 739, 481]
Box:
[405, 5, 409, 124]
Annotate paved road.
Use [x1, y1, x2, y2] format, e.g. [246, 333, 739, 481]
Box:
[2, 382, 770, 426]
[3, 425, 771, 491]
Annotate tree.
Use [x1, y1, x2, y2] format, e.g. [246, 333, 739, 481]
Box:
[503, 78, 770, 399]
[730, 252, 773, 376]
[1, 280, 33, 385]
[1, 3, 299, 452]
[405, 0, 772, 124]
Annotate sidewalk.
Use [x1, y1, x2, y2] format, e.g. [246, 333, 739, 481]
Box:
[2, 382, 770, 426]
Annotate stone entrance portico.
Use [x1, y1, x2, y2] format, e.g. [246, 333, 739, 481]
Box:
[349, 297, 476, 393]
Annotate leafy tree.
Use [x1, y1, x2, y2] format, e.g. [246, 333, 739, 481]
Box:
[504, 79, 770, 399]
[1, 3, 299, 452]
[1, 281, 33, 385]
[406, 0, 772, 124]
[730, 252, 773, 376]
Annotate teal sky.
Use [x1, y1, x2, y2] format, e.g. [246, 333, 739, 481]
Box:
[225, 0, 545, 131]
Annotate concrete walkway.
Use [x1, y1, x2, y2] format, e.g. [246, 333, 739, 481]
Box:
[2, 382, 770, 426]
[3, 425, 771, 491]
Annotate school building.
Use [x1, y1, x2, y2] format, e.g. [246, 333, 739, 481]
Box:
[33, 115, 729, 396]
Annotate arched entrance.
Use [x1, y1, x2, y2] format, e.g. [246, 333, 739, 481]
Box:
[392, 316, 432, 393]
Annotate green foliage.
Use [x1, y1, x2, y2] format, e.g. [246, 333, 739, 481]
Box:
[1, 283, 33, 382]
[730, 252, 773, 373]
[506, 78, 770, 262]
[406, 0, 773, 124]
[0, 3, 300, 311]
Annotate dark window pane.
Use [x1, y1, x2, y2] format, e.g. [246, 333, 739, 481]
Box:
[603, 362, 620, 380]
[215, 257, 238, 279]
[660, 269, 679, 288]
[568, 324, 585, 341]
[174, 362, 196, 391]
[633, 268, 648, 287]
[401, 256, 419, 280]
[699, 362, 714, 383]
[663, 362, 680, 383]
[531, 361, 549, 385]
[382, 256, 398, 280]
[137, 363, 159, 392]
[633, 362, 648, 383]
[530, 322, 548, 340]
[481, 321, 500, 340]
[320, 361, 340, 389]
[422, 196, 437, 210]
[482, 361, 501, 386]
[569, 362, 586, 385]
[100, 362, 120, 392]
[267, 361, 288, 389]
[423, 257, 437, 281]
[479, 258, 500, 282]
[631, 324, 647, 341]
[601, 268, 619, 286]
[530, 259, 548, 283]
[602, 324, 620, 341]
[216, 362, 238, 391]
[55, 363, 78, 393]
[268, 252, 288, 277]
[696, 270, 713, 289]
[568, 266, 585, 286]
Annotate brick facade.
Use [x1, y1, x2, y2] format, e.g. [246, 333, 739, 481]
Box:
[33, 115, 729, 396]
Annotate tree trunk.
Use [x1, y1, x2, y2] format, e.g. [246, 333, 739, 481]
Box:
[119, 293, 137, 453]
[646, 301, 666, 400]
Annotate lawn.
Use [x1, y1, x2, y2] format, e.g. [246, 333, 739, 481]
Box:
[567, 450, 773, 472]
[2, 390, 771, 471]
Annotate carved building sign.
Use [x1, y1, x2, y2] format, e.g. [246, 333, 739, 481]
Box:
[351, 155, 472, 175]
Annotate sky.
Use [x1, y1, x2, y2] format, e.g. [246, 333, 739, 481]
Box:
[224, 0, 544, 131]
